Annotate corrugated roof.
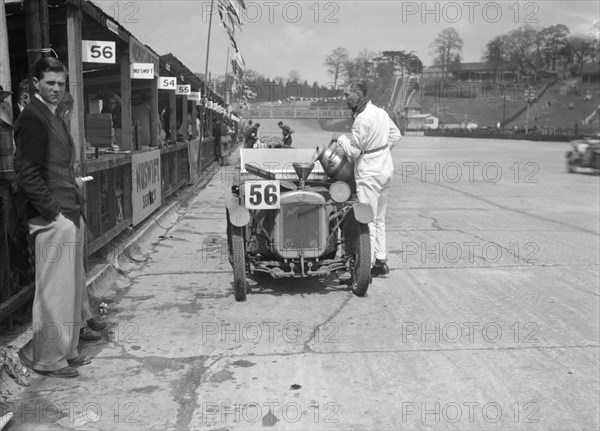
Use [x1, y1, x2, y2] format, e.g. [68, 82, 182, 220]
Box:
[160, 53, 223, 104]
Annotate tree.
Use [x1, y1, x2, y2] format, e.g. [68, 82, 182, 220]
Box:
[342, 49, 375, 83]
[287, 70, 301, 84]
[504, 26, 539, 80]
[566, 34, 599, 82]
[429, 28, 463, 78]
[381, 50, 423, 77]
[540, 24, 570, 71]
[483, 36, 509, 81]
[324, 47, 349, 90]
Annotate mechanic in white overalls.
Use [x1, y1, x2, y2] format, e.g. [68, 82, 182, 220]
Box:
[335, 80, 401, 277]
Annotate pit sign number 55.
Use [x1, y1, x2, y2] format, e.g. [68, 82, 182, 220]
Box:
[245, 181, 280, 209]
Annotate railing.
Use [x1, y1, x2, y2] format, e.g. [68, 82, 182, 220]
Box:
[85, 154, 133, 255]
[1, 138, 220, 322]
[243, 108, 352, 119]
[161, 142, 190, 198]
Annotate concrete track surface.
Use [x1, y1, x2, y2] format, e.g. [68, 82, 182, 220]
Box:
[3, 125, 599, 430]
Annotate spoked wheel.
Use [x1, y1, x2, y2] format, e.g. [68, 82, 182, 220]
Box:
[350, 223, 371, 296]
[227, 210, 247, 301]
[567, 158, 579, 173]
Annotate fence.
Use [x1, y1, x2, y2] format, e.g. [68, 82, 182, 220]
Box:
[0, 138, 218, 323]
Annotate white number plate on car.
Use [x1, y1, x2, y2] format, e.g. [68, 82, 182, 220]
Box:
[244, 181, 280, 210]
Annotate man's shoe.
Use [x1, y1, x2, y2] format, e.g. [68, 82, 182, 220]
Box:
[371, 259, 390, 278]
[67, 355, 91, 367]
[79, 327, 102, 341]
[36, 366, 79, 378]
[86, 318, 107, 331]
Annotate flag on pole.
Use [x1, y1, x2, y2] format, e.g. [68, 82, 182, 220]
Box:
[216, 0, 246, 52]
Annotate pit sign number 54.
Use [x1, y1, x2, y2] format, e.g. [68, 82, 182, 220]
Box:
[245, 181, 280, 209]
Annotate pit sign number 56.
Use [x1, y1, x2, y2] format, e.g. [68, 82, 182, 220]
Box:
[245, 181, 280, 209]
[82, 40, 116, 64]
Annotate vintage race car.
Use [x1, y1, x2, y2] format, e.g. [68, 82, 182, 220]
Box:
[225, 147, 373, 301]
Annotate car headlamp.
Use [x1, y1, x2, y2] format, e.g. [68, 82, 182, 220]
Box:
[330, 181, 351, 203]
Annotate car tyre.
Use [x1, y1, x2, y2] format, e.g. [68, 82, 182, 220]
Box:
[351, 223, 371, 297]
[227, 210, 247, 301]
[567, 158, 579, 173]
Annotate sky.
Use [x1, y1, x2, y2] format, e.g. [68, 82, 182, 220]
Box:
[92, 0, 600, 85]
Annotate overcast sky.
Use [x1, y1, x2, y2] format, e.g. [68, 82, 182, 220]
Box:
[93, 0, 599, 85]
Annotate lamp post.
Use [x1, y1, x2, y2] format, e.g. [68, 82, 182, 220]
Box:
[524, 85, 536, 134]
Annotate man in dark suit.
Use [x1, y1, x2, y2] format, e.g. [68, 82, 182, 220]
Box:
[14, 57, 90, 378]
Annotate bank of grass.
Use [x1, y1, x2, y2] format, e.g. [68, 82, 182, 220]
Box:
[318, 118, 353, 133]
[424, 129, 582, 142]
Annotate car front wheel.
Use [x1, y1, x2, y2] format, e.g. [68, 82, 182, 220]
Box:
[227, 211, 247, 301]
[351, 223, 371, 296]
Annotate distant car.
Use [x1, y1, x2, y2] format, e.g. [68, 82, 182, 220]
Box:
[225, 147, 373, 301]
[566, 136, 600, 174]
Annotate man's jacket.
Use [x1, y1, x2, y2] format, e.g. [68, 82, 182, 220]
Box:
[14, 96, 83, 227]
[337, 101, 401, 187]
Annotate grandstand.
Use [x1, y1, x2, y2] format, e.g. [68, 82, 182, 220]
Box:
[415, 79, 532, 128]
[511, 79, 600, 134]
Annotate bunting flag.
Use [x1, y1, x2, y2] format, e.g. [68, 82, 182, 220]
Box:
[231, 56, 244, 79]
[233, 48, 245, 69]
[216, 0, 246, 52]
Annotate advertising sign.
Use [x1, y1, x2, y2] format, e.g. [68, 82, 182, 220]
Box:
[188, 92, 201, 101]
[131, 63, 154, 79]
[131, 150, 162, 225]
[129, 37, 159, 77]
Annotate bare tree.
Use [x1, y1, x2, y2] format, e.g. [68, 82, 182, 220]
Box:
[429, 28, 463, 78]
[287, 70, 301, 84]
[324, 47, 349, 90]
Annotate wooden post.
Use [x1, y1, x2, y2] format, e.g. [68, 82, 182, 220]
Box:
[181, 95, 188, 141]
[24, 0, 45, 77]
[66, 5, 84, 167]
[190, 101, 197, 140]
[169, 90, 176, 142]
[120, 53, 132, 150]
[39, 0, 49, 52]
[150, 77, 159, 147]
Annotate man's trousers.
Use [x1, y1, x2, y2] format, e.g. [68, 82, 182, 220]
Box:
[27, 214, 83, 372]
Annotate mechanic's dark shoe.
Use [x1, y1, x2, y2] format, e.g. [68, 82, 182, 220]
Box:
[371, 259, 390, 278]
[67, 355, 92, 367]
[36, 366, 79, 378]
[86, 318, 106, 331]
[79, 327, 102, 341]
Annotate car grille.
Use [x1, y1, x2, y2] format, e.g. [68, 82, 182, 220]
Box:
[273, 191, 327, 259]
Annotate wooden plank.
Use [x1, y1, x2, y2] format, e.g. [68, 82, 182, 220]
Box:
[107, 167, 116, 227]
[87, 136, 113, 146]
[120, 53, 132, 150]
[67, 6, 85, 171]
[86, 128, 114, 137]
[0, 282, 34, 323]
[86, 217, 131, 255]
[181, 95, 189, 141]
[169, 90, 176, 141]
[0, 190, 12, 303]
[150, 77, 159, 147]
[85, 154, 131, 174]
[25, 0, 42, 73]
